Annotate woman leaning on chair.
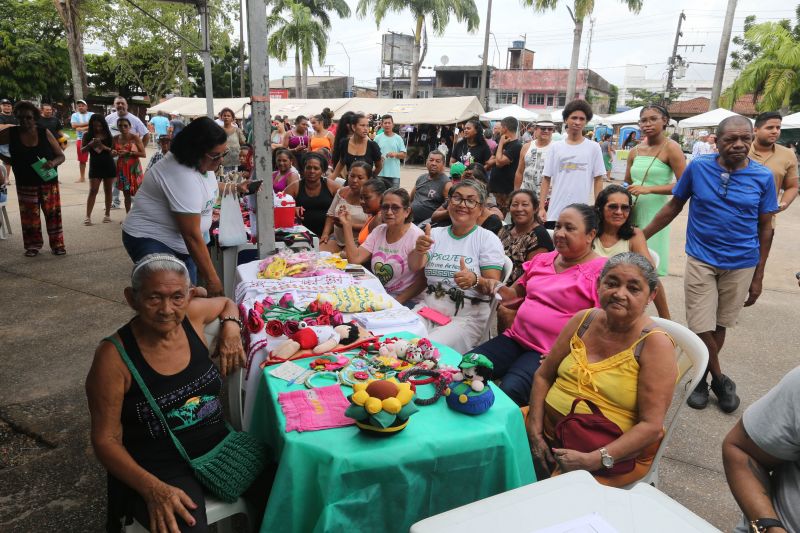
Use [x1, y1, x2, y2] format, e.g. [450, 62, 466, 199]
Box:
[86, 254, 267, 532]
[527, 252, 677, 488]
[409, 180, 506, 353]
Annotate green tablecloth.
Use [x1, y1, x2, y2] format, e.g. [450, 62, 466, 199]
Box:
[249, 332, 536, 533]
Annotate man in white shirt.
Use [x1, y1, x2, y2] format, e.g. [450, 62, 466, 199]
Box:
[691, 130, 714, 158]
[70, 99, 93, 183]
[538, 100, 606, 227]
[515, 120, 555, 191]
[106, 96, 149, 208]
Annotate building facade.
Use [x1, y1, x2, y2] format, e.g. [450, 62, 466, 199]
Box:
[374, 76, 435, 99]
[269, 76, 354, 99]
[618, 64, 738, 108]
[489, 68, 614, 113]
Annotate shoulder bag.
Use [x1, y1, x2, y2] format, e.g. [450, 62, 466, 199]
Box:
[554, 397, 635, 477]
[105, 336, 267, 502]
[630, 142, 667, 209]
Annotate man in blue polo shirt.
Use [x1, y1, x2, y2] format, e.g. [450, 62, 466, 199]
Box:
[643, 116, 778, 414]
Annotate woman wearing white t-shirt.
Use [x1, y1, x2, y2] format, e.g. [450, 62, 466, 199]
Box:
[122, 118, 253, 296]
[339, 187, 425, 305]
[409, 180, 506, 353]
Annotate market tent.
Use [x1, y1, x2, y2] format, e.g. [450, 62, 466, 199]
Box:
[269, 98, 351, 120]
[147, 97, 250, 118]
[334, 96, 485, 125]
[677, 108, 745, 129]
[781, 111, 800, 129]
[603, 106, 643, 125]
[479, 105, 538, 121]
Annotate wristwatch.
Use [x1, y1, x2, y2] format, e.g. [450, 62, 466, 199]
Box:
[750, 518, 784, 533]
[599, 447, 614, 469]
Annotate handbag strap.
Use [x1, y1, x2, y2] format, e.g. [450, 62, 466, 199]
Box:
[568, 397, 604, 417]
[103, 336, 192, 463]
[631, 142, 667, 206]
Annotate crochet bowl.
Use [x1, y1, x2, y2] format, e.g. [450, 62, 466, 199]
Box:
[445, 380, 495, 415]
[344, 379, 419, 435]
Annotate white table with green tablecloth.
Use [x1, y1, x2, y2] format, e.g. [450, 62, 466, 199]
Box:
[248, 332, 537, 533]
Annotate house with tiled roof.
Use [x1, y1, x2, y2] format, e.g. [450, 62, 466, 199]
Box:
[668, 95, 760, 121]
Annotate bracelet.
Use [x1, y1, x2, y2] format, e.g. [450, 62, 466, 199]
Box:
[304, 371, 340, 389]
[468, 271, 480, 290]
[220, 316, 243, 333]
[399, 369, 447, 406]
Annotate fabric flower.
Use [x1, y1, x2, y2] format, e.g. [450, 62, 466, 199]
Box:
[307, 301, 319, 313]
[304, 318, 317, 326]
[331, 311, 344, 326]
[265, 320, 284, 337]
[253, 301, 264, 314]
[316, 314, 331, 326]
[238, 303, 248, 322]
[247, 309, 264, 334]
[262, 296, 275, 308]
[284, 320, 300, 335]
[279, 293, 294, 308]
[319, 301, 334, 316]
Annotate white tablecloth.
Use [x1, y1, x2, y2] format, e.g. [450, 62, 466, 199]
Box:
[411, 470, 720, 533]
[234, 258, 427, 429]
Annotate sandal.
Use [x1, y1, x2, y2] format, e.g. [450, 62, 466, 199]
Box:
[83, 217, 93, 226]
[102, 215, 112, 223]
[52, 248, 66, 256]
[24, 249, 39, 257]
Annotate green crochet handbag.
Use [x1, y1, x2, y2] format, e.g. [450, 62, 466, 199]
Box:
[106, 336, 267, 503]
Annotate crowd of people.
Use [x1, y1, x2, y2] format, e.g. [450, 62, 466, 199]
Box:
[1, 93, 798, 533]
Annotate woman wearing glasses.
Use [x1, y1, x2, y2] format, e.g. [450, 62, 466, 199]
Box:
[122, 117, 254, 297]
[409, 180, 506, 353]
[339, 187, 425, 305]
[624, 104, 686, 277]
[593, 185, 670, 318]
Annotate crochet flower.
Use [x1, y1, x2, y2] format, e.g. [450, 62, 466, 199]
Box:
[284, 320, 300, 335]
[318, 301, 334, 316]
[344, 379, 418, 430]
[246, 309, 264, 334]
[279, 293, 294, 308]
[253, 301, 264, 315]
[316, 314, 331, 326]
[265, 320, 284, 337]
[331, 311, 344, 326]
[262, 296, 275, 308]
[306, 301, 319, 313]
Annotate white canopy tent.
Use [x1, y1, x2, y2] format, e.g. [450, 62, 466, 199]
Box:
[147, 96, 485, 125]
[781, 111, 800, 129]
[677, 108, 746, 129]
[603, 107, 643, 125]
[479, 105, 538, 122]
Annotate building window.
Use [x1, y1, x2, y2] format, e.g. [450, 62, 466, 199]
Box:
[416, 90, 429, 98]
[496, 91, 518, 104]
[392, 90, 404, 99]
[527, 93, 545, 106]
[557, 92, 567, 107]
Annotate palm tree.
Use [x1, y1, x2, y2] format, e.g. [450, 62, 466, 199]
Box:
[722, 20, 800, 113]
[523, 0, 643, 103]
[267, 2, 328, 98]
[270, 0, 351, 97]
[357, 0, 480, 99]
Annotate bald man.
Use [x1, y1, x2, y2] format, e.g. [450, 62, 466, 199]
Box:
[643, 116, 779, 414]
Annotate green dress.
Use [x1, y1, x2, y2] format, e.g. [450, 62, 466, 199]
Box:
[630, 156, 674, 276]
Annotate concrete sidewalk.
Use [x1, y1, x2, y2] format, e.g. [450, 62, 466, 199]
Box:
[1, 151, 798, 531]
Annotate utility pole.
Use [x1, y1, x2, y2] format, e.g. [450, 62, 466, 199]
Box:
[584, 17, 596, 71]
[710, 0, 738, 110]
[238, 0, 246, 96]
[664, 11, 686, 105]
[197, 0, 214, 117]
[479, 0, 492, 108]
[389, 32, 396, 98]
[246, 0, 274, 257]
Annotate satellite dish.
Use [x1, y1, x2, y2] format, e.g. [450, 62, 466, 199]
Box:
[440, 55, 449, 66]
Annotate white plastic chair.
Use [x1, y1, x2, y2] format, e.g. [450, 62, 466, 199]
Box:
[124, 324, 255, 532]
[648, 248, 660, 270]
[622, 317, 709, 489]
[479, 256, 514, 344]
[0, 197, 11, 240]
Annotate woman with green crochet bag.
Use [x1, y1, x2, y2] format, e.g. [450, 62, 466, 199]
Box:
[86, 253, 268, 533]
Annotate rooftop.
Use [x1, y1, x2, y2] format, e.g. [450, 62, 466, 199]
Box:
[668, 95, 759, 116]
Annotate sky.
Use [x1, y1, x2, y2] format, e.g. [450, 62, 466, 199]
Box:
[263, 0, 798, 90]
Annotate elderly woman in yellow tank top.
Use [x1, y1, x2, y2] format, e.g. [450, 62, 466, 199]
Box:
[527, 253, 677, 488]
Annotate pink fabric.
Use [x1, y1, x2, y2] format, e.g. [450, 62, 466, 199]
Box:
[504, 251, 606, 354]
[278, 385, 354, 432]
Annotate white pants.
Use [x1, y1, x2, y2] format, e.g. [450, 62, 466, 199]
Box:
[413, 293, 491, 354]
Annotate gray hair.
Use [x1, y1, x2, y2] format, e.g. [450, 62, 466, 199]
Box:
[451, 179, 487, 205]
[599, 252, 658, 292]
[131, 254, 190, 293]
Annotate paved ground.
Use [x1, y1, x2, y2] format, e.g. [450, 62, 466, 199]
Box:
[1, 148, 798, 532]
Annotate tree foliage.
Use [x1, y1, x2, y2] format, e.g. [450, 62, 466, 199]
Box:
[625, 88, 681, 108]
[189, 42, 250, 98]
[0, 0, 72, 102]
[723, 6, 800, 112]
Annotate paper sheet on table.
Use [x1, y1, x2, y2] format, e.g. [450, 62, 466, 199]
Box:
[531, 513, 619, 533]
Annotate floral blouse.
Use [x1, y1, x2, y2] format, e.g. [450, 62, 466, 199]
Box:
[498, 224, 554, 285]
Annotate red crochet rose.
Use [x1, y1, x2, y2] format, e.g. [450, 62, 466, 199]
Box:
[318, 301, 334, 317]
[246, 309, 264, 334]
[265, 320, 284, 337]
[284, 320, 300, 335]
[316, 314, 331, 326]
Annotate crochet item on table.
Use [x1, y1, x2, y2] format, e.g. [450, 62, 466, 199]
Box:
[352, 307, 421, 330]
[278, 385, 354, 432]
[316, 286, 393, 313]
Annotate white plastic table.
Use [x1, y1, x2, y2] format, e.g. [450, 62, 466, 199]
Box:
[410, 470, 721, 533]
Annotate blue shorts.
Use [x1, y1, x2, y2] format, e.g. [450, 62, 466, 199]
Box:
[122, 231, 198, 284]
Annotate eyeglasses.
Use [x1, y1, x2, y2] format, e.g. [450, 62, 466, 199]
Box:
[539, 127, 555, 132]
[380, 204, 405, 213]
[450, 195, 480, 209]
[205, 149, 230, 161]
[717, 172, 731, 198]
[606, 203, 631, 212]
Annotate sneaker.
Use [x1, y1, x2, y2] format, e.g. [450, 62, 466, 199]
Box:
[111, 203, 121, 210]
[711, 374, 741, 413]
[687, 380, 709, 410]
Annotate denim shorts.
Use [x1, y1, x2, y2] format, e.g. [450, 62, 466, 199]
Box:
[122, 231, 198, 284]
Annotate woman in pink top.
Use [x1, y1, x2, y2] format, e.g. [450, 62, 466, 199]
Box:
[469, 203, 607, 406]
